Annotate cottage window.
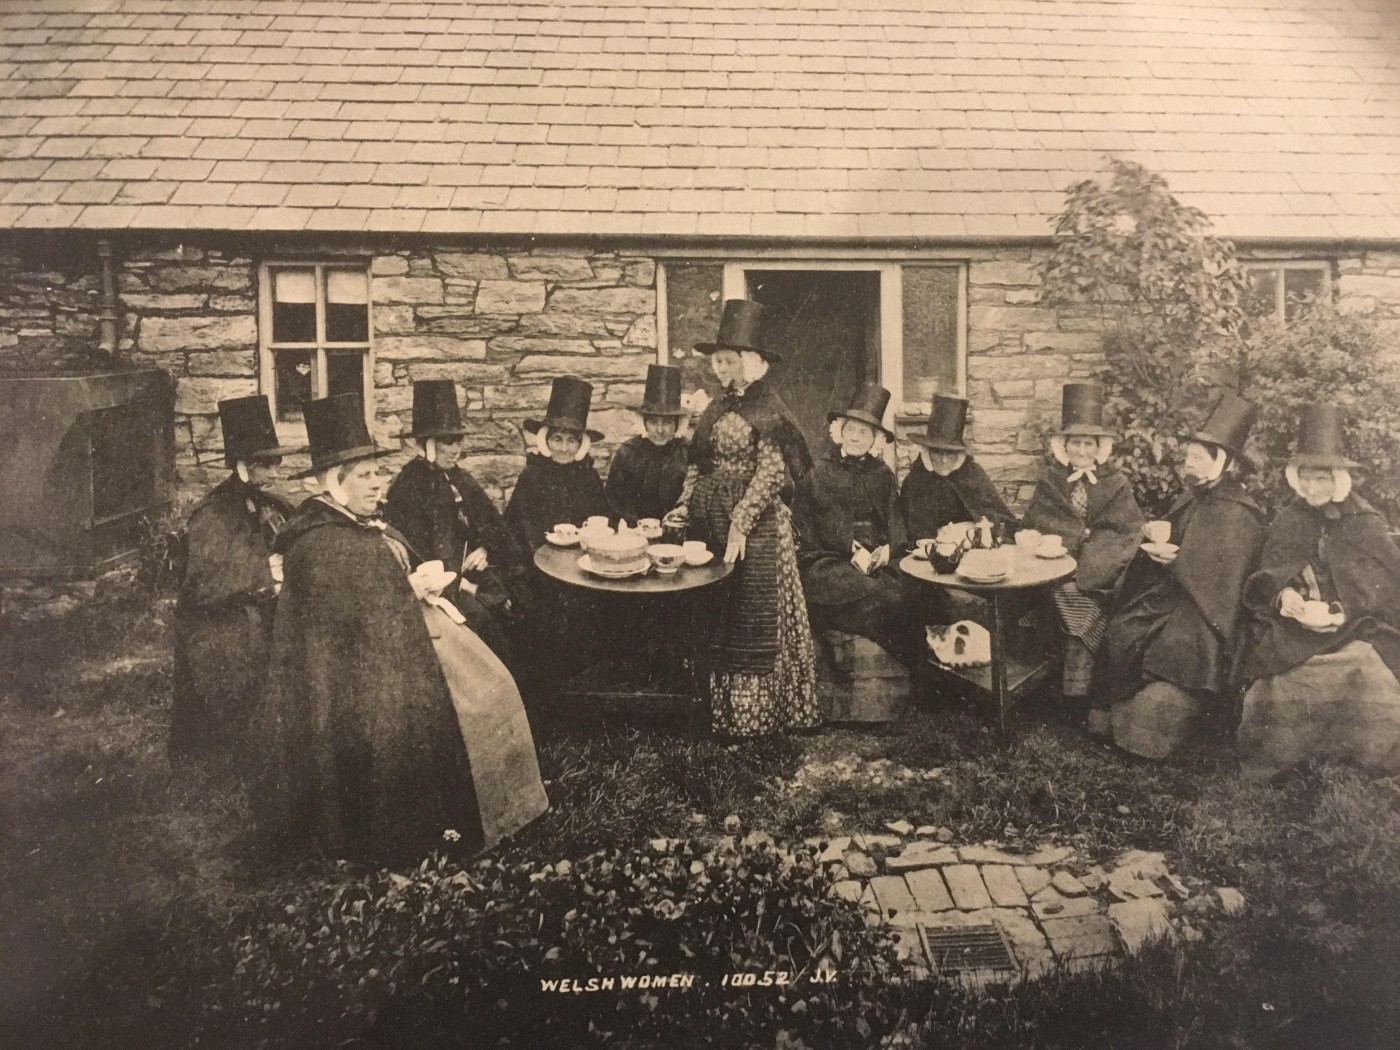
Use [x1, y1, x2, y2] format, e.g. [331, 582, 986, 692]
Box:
[658, 258, 966, 441]
[1243, 262, 1329, 324]
[259, 263, 372, 421]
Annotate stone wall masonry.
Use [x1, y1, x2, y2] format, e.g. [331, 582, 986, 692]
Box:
[1336, 251, 1400, 340]
[0, 233, 107, 376]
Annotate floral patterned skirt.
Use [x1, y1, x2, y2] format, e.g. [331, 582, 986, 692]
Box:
[709, 506, 821, 737]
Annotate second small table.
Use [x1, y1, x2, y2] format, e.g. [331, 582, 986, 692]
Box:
[900, 548, 1076, 735]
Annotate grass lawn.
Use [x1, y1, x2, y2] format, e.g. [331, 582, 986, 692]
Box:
[2, 589, 1399, 1048]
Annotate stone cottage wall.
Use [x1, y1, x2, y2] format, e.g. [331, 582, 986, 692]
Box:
[0, 234, 105, 375]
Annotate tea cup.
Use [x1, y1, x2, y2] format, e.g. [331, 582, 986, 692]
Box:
[916, 537, 938, 559]
[585, 515, 610, 530]
[638, 517, 663, 539]
[1038, 535, 1066, 558]
[682, 540, 709, 564]
[1015, 529, 1042, 553]
[648, 543, 686, 574]
[552, 523, 578, 541]
[1144, 520, 1172, 545]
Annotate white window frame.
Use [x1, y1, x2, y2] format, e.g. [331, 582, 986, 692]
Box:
[654, 258, 966, 419]
[1243, 260, 1331, 324]
[257, 260, 374, 428]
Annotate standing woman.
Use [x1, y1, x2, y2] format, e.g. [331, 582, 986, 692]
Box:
[171, 395, 300, 761]
[669, 299, 820, 737]
[383, 379, 528, 662]
[255, 395, 546, 862]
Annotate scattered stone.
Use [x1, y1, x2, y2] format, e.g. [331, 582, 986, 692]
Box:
[1217, 887, 1246, 915]
[856, 833, 904, 851]
[942, 864, 994, 910]
[981, 865, 1029, 907]
[885, 819, 914, 836]
[1015, 866, 1052, 897]
[846, 851, 878, 878]
[830, 863, 850, 881]
[1109, 899, 1175, 953]
[820, 809, 845, 831]
[1031, 892, 1102, 920]
[922, 767, 945, 780]
[1162, 873, 1191, 900]
[958, 844, 1028, 866]
[1027, 846, 1073, 866]
[1041, 914, 1119, 960]
[1115, 804, 1131, 815]
[831, 880, 863, 903]
[886, 842, 959, 872]
[870, 875, 918, 920]
[742, 830, 773, 848]
[915, 825, 939, 838]
[1114, 850, 1168, 878]
[649, 838, 676, 852]
[817, 836, 851, 864]
[1051, 871, 1089, 897]
[905, 868, 956, 912]
[1079, 871, 1105, 893]
[935, 826, 955, 843]
[723, 814, 741, 831]
[1107, 868, 1165, 901]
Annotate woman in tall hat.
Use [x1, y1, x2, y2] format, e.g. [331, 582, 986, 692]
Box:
[606, 363, 690, 526]
[253, 394, 546, 863]
[383, 379, 528, 662]
[170, 394, 300, 761]
[504, 376, 610, 551]
[1236, 404, 1400, 779]
[793, 383, 922, 667]
[1020, 383, 1144, 715]
[1101, 392, 1267, 761]
[668, 299, 820, 736]
[896, 394, 1015, 547]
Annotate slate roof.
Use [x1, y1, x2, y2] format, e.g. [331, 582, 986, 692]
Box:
[2, 0, 1399, 241]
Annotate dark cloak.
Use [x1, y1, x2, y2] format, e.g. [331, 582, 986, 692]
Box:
[896, 456, 1014, 549]
[503, 452, 610, 553]
[1021, 461, 1145, 595]
[605, 435, 689, 523]
[1241, 494, 1400, 681]
[1101, 477, 1265, 701]
[171, 475, 294, 759]
[383, 456, 529, 654]
[691, 379, 813, 501]
[252, 497, 483, 862]
[794, 450, 907, 606]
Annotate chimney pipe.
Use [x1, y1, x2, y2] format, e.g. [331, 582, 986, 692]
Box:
[96, 238, 119, 359]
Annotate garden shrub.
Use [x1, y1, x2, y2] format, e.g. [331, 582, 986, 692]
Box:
[218, 832, 905, 1049]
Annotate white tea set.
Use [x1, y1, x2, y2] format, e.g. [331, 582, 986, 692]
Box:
[546, 516, 713, 578]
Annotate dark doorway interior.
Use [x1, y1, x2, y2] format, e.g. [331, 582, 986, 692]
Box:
[748, 270, 881, 460]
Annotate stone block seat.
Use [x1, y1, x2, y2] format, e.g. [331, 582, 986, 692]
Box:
[815, 630, 910, 723]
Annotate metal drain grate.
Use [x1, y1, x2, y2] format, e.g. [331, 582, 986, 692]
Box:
[919, 923, 1018, 973]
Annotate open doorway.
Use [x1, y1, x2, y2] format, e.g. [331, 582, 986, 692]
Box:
[746, 269, 882, 459]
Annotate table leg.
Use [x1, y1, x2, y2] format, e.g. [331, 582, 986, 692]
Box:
[989, 592, 1010, 736]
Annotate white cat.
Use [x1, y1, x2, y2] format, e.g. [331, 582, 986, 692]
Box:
[925, 621, 991, 668]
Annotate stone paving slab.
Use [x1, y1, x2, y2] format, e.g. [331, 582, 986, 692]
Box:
[958, 844, 1029, 866]
[982, 864, 1029, 907]
[905, 867, 956, 912]
[870, 875, 918, 920]
[1015, 865, 1052, 897]
[1109, 898, 1175, 952]
[887, 842, 960, 872]
[943, 864, 994, 910]
[1052, 871, 1089, 897]
[1041, 914, 1119, 960]
[1031, 892, 1102, 919]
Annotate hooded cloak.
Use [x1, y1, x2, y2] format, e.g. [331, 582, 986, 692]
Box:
[1021, 461, 1144, 595]
[605, 435, 689, 524]
[896, 456, 1014, 548]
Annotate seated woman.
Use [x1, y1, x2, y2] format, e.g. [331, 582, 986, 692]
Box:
[253, 394, 546, 863]
[1237, 404, 1400, 780]
[384, 379, 528, 662]
[606, 363, 690, 527]
[1020, 383, 1143, 719]
[1101, 393, 1266, 761]
[172, 394, 301, 761]
[794, 383, 921, 668]
[897, 394, 1015, 547]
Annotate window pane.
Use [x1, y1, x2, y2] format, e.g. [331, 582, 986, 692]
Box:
[325, 269, 369, 342]
[664, 262, 724, 396]
[1243, 268, 1278, 319]
[274, 349, 315, 420]
[1283, 268, 1325, 321]
[902, 266, 960, 402]
[327, 350, 364, 400]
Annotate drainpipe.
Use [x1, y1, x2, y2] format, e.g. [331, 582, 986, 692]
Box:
[96, 238, 119, 360]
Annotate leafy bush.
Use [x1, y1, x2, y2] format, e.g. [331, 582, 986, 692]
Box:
[218, 832, 905, 1049]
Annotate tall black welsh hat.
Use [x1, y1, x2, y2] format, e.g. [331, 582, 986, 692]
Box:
[635, 364, 686, 417]
[694, 299, 781, 362]
[401, 379, 466, 440]
[295, 393, 393, 478]
[1290, 403, 1360, 469]
[1056, 383, 1117, 438]
[1182, 390, 1258, 468]
[217, 394, 304, 468]
[908, 394, 971, 452]
[523, 376, 604, 442]
[828, 382, 894, 440]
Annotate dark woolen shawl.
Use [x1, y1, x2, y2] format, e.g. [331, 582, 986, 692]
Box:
[1101, 477, 1265, 700]
[1021, 461, 1144, 595]
[172, 475, 295, 757]
[897, 456, 1014, 548]
[794, 449, 906, 606]
[383, 456, 529, 612]
[605, 435, 689, 523]
[1241, 494, 1400, 680]
[253, 497, 483, 862]
[503, 453, 610, 552]
[691, 379, 813, 495]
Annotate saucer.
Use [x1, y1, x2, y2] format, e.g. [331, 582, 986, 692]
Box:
[957, 568, 1008, 583]
[683, 550, 715, 567]
[1034, 548, 1067, 559]
[1140, 542, 1179, 557]
[578, 554, 649, 579]
[546, 531, 580, 547]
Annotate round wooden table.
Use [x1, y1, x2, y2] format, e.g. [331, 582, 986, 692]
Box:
[901, 548, 1076, 735]
[533, 543, 734, 704]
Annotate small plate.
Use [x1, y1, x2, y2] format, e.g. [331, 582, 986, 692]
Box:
[957, 569, 1009, 583]
[1140, 542, 1179, 557]
[546, 531, 580, 547]
[1035, 548, 1068, 559]
[909, 548, 930, 560]
[578, 554, 650, 579]
[683, 550, 715, 567]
